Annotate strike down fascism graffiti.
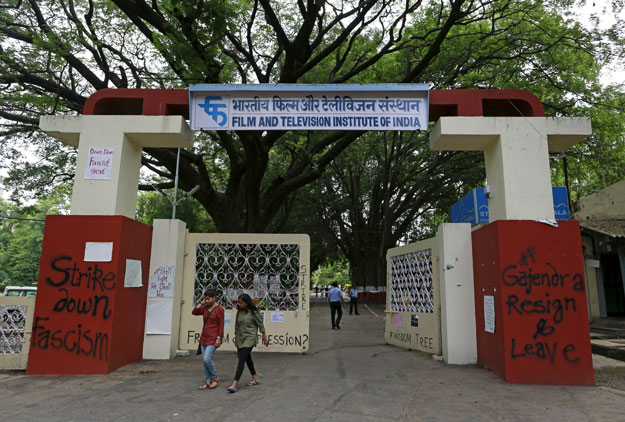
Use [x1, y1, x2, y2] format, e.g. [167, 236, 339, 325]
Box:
[31, 256, 113, 361]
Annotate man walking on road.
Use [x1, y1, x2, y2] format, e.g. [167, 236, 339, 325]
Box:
[328, 282, 344, 329]
[349, 285, 360, 315]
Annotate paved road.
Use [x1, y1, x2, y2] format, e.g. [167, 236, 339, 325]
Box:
[2, 299, 625, 421]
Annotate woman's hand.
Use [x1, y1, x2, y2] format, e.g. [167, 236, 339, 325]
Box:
[262, 333, 269, 347]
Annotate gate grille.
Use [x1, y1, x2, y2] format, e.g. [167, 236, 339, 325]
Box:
[0, 305, 27, 354]
[389, 249, 434, 313]
[194, 243, 300, 310]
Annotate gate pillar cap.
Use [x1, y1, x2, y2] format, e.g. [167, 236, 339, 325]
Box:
[430, 116, 591, 152]
[39, 115, 193, 148]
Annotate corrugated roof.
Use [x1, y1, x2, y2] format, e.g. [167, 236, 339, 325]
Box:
[578, 219, 625, 238]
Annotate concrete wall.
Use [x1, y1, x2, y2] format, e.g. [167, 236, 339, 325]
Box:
[437, 223, 477, 364]
[574, 179, 625, 220]
[28, 215, 152, 375]
[385, 237, 442, 355]
[143, 219, 187, 359]
[178, 233, 311, 353]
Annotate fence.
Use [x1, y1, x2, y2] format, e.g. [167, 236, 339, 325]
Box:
[0, 296, 36, 370]
[178, 233, 310, 353]
[385, 236, 442, 355]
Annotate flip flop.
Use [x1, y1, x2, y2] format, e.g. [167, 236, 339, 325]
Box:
[198, 384, 210, 390]
[208, 382, 218, 389]
[246, 381, 261, 386]
[227, 386, 237, 393]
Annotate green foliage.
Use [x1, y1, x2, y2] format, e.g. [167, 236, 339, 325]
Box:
[312, 259, 350, 289]
[0, 186, 70, 291]
[136, 191, 216, 233]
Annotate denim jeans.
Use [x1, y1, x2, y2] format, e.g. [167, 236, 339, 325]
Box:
[201, 344, 217, 383]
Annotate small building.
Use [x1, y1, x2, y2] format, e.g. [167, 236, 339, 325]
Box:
[573, 179, 625, 318]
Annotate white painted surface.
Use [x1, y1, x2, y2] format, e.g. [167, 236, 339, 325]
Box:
[437, 223, 477, 365]
[143, 219, 187, 359]
[39, 115, 193, 218]
[430, 117, 591, 222]
[178, 233, 311, 353]
[385, 237, 441, 355]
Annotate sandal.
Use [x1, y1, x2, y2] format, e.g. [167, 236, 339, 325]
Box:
[246, 380, 261, 386]
[208, 382, 218, 389]
[198, 384, 210, 390]
[227, 386, 237, 393]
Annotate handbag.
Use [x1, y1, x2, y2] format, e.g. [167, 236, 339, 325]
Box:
[196, 306, 218, 355]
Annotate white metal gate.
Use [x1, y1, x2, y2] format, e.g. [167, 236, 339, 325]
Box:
[178, 233, 310, 353]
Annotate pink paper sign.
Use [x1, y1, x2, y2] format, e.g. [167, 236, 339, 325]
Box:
[392, 312, 402, 327]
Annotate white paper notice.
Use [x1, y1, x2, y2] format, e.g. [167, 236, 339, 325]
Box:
[484, 295, 495, 334]
[270, 312, 285, 323]
[148, 265, 175, 297]
[224, 312, 232, 330]
[145, 300, 173, 334]
[85, 147, 114, 180]
[84, 242, 113, 262]
[124, 259, 143, 288]
[269, 275, 280, 294]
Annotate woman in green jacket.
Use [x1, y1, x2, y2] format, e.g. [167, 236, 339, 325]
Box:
[227, 293, 269, 393]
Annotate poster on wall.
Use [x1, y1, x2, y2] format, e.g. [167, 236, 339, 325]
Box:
[146, 300, 173, 334]
[484, 295, 495, 333]
[392, 312, 402, 327]
[85, 147, 114, 180]
[269, 275, 280, 295]
[124, 259, 143, 288]
[271, 312, 285, 323]
[84, 242, 113, 262]
[411, 315, 419, 327]
[148, 265, 175, 297]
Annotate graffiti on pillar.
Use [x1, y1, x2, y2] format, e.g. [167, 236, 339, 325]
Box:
[503, 246, 584, 364]
[185, 329, 309, 349]
[31, 255, 115, 361]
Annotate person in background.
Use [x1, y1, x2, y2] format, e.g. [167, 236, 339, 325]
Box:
[227, 293, 269, 393]
[349, 285, 360, 315]
[192, 289, 224, 390]
[327, 281, 344, 330]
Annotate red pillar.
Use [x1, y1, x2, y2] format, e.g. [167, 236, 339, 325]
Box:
[27, 215, 152, 375]
[472, 220, 594, 385]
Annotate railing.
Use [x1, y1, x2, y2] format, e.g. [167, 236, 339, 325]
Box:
[0, 296, 36, 370]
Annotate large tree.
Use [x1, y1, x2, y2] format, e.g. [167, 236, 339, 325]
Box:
[270, 1, 625, 286]
[2, 0, 622, 234]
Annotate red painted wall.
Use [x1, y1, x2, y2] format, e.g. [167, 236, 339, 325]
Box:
[472, 220, 594, 385]
[27, 215, 152, 375]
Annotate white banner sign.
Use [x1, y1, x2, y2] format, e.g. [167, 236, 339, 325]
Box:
[189, 84, 429, 131]
[85, 147, 114, 179]
[484, 295, 495, 334]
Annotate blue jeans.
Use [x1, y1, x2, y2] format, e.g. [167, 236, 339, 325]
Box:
[201, 344, 217, 383]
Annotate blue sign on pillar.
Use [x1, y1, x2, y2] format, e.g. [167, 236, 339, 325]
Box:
[450, 188, 489, 225]
[552, 186, 570, 220]
[451, 187, 569, 225]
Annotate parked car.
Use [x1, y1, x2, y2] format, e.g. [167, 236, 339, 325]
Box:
[2, 286, 37, 297]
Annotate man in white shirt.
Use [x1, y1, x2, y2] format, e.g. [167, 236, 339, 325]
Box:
[327, 282, 344, 329]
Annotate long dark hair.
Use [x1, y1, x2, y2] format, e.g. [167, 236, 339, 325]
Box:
[237, 293, 258, 314]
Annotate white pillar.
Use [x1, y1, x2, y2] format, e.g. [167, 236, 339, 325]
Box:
[143, 219, 187, 359]
[438, 223, 477, 364]
[430, 117, 591, 222]
[40, 115, 194, 218]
